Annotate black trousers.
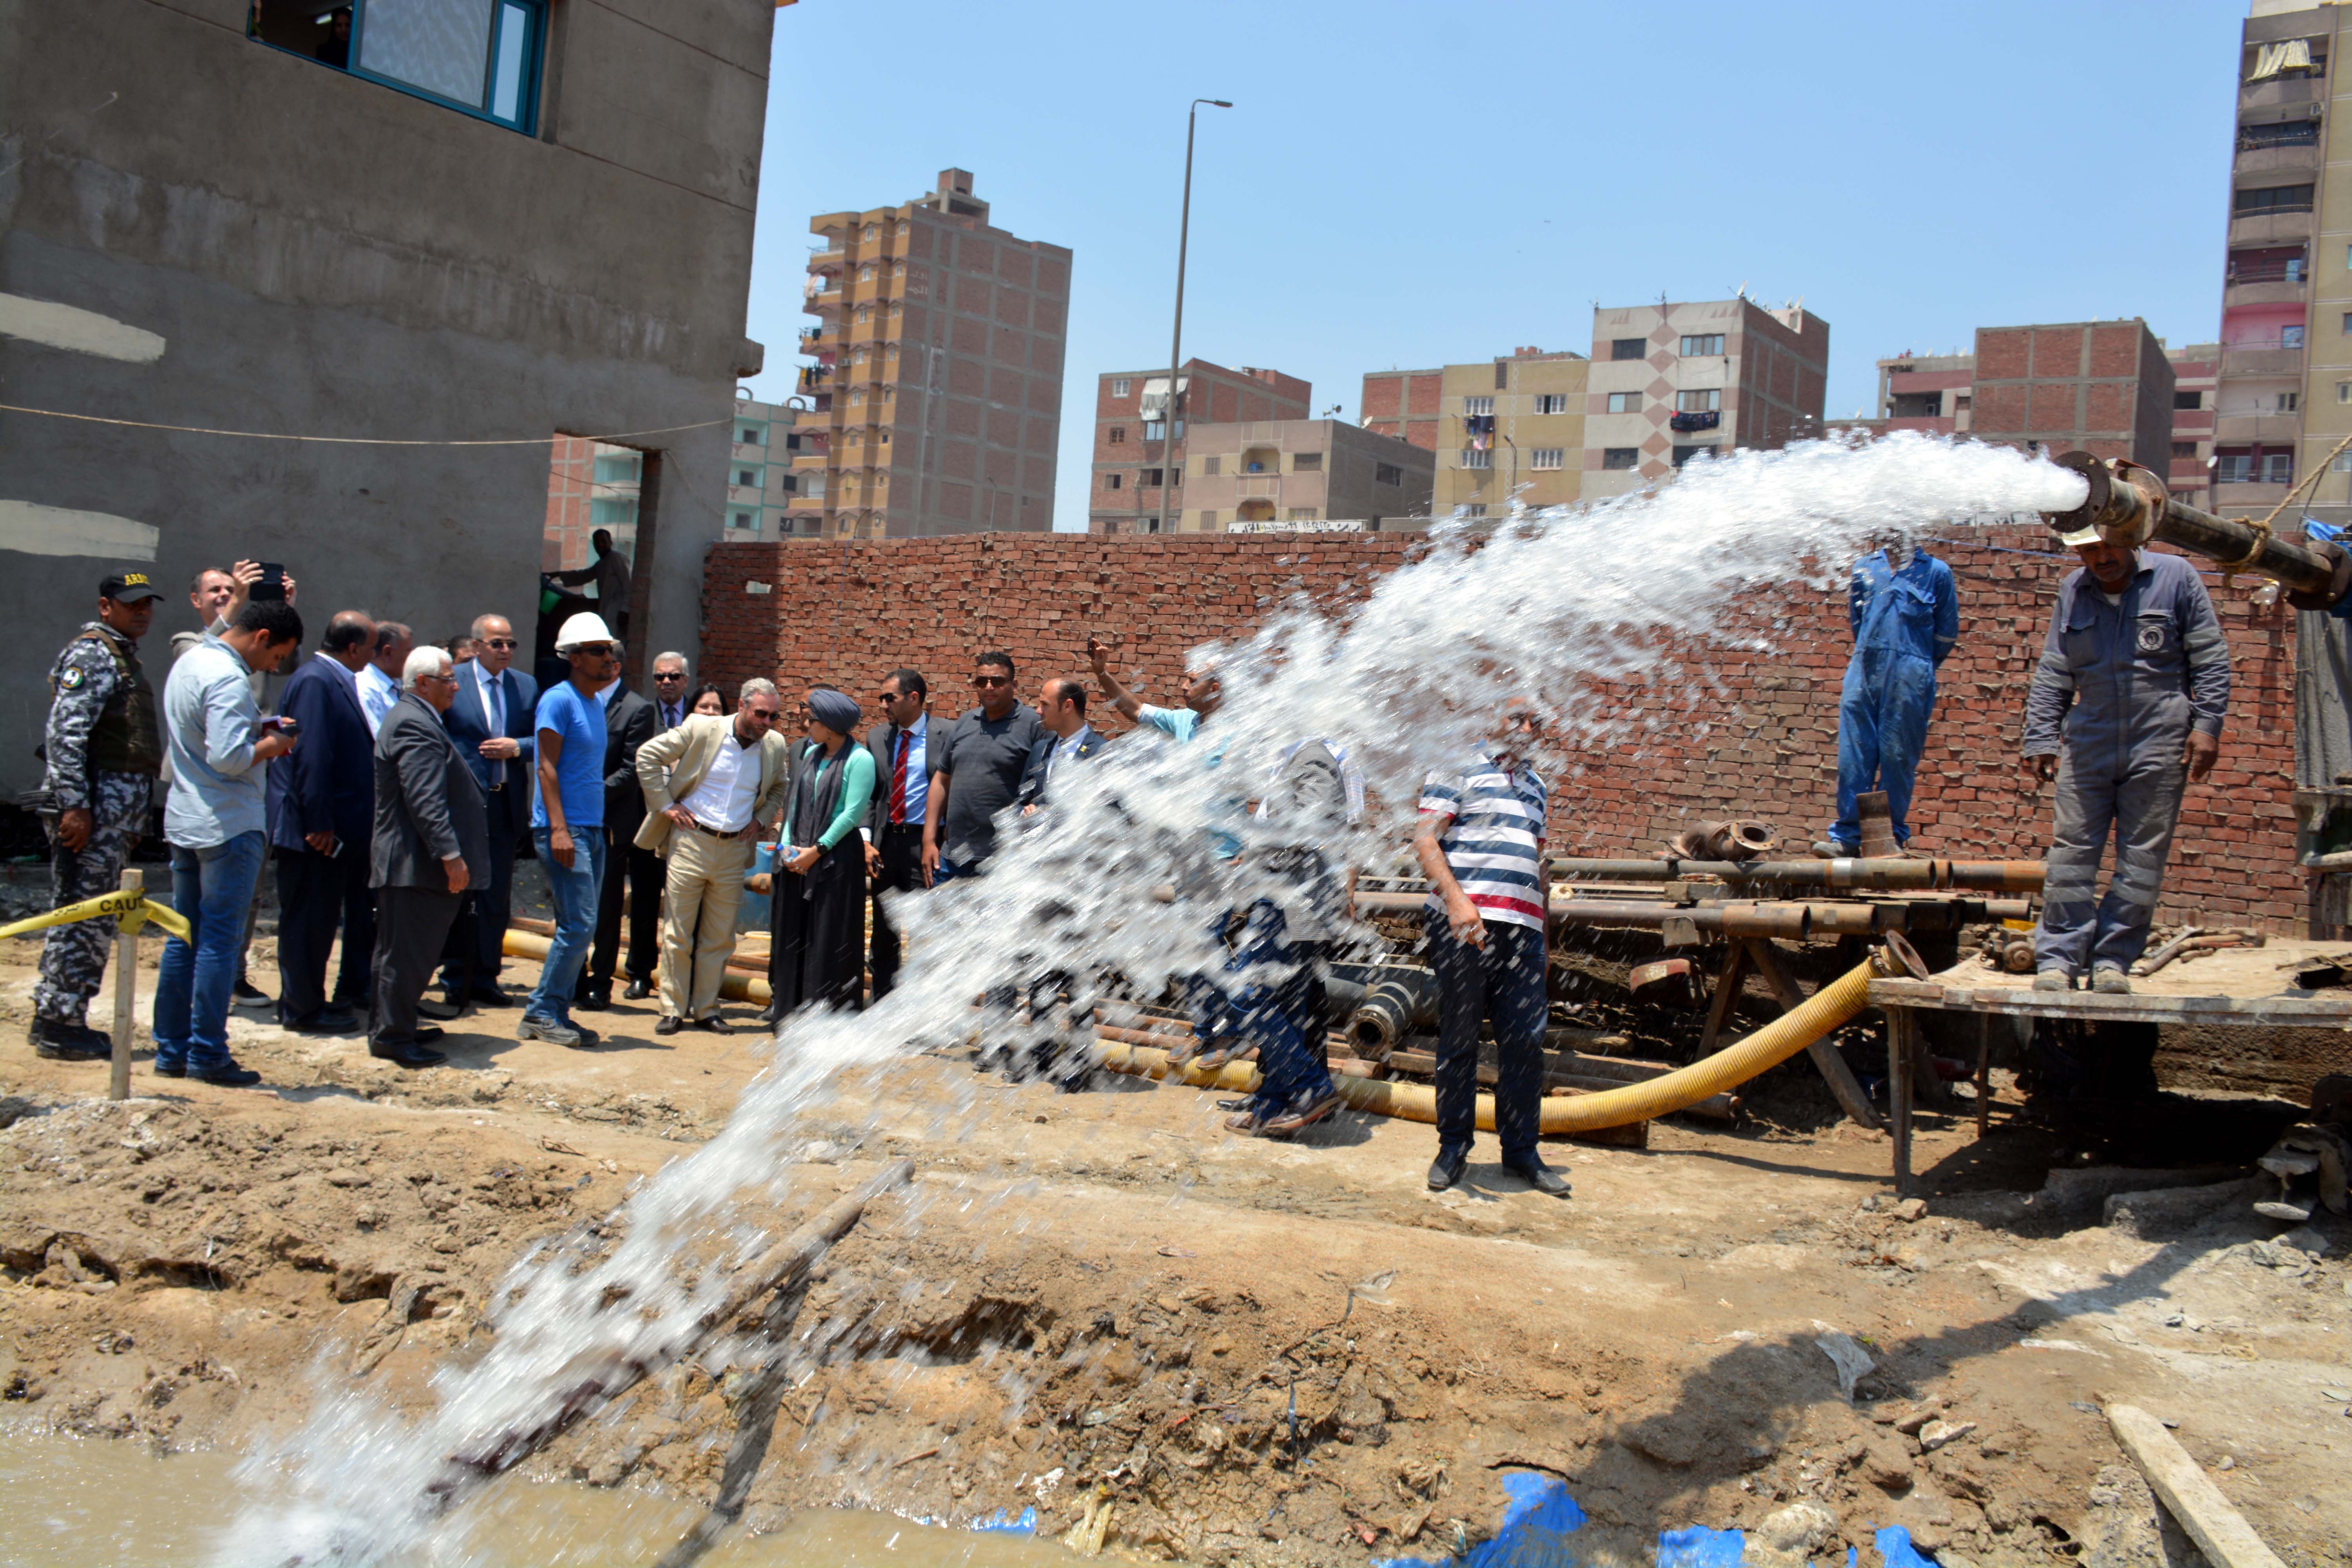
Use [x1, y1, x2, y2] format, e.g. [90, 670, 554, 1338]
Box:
[441, 824, 517, 992]
[867, 822, 925, 999]
[372, 885, 461, 1046]
[584, 824, 661, 996]
[1428, 915, 1549, 1163]
[276, 844, 374, 1023]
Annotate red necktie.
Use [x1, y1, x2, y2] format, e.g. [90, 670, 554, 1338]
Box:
[889, 729, 911, 824]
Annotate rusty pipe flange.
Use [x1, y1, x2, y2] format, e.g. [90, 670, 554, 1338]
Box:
[1874, 929, 1931, 981]
[1700, 819, 1779, 861]
[2045, 451, 2159, 549]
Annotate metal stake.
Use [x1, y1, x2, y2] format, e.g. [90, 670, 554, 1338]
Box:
[110, 867, 141, 1102]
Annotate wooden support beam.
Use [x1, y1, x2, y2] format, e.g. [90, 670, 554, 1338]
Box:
[1738, 938, 1882, 1131]
[1697, 940, 1750, 1056]
[1888, 1006, 1915, 1198]
[2106, 1405, 2287, 1568]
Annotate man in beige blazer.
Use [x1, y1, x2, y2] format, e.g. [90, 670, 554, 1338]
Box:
[633, 678, 793, 1033]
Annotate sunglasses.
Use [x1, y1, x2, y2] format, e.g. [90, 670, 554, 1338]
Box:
[572, 643, 617, 658]
[482, 638, 519, 650]
[744, 707, 783, 723]
[973, 674, 1013, 687]
[653, 671, 687, 682]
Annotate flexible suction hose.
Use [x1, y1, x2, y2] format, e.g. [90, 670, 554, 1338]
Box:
[1093, 935, 1925, 1131]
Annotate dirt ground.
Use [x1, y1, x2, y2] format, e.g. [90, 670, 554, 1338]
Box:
[2, 933, 2348, 1568]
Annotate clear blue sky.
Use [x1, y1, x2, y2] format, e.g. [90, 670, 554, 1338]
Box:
[735, 1, 2243, 532]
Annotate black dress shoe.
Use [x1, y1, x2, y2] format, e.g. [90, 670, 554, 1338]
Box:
[369, 1041, 447, 1070]
[285, 1013, 358, 1037]
[466, 985, 513, 1007]
[412, 1025, 445, 1043]
[654, 1016, 683, 1036]
[623, 978, 654, 1001]
[575, 991, 610, 1012]
[195, 1060, 264, 1088]
[153, 1060, 186, 1078]
[696, 1014, 735, 1034]
[414, 996, 463, 1022]
[1427, 1149, 1468, 1192]
[1503, 1157, 1571, 1198]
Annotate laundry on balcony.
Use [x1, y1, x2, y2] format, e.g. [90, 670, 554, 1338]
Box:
[1464, 413, 1495, 451]
[1668, 410, 1720, 433]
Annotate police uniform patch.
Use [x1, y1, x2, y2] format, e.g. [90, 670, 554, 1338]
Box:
[58, 667, 84, 690]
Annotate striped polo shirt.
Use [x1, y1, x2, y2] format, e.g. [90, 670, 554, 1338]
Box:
[1419, 749, 1548, 931]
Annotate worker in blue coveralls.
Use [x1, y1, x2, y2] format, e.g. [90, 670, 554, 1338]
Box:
[2023, 530, 2227, 995]
[1817, 533, 1958, 857]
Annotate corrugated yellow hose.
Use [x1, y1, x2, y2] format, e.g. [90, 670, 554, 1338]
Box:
[1094, 935, 1925, 1132]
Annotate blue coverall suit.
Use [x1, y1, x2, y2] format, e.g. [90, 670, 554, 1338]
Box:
[2025, 551, 2230, 976]
[1833, 550, 1959, 851]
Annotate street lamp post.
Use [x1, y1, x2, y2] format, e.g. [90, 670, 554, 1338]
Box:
[1156, 96, 1231, 537]
[1502, 433, 1518, 516]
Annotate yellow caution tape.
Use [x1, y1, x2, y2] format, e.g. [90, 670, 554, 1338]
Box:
[0, 889, 190, 944]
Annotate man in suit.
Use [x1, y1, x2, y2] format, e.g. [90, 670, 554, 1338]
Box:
[633, 679, 793, 1034]
[1016, 676, 1106, 815]
[267, 609, 378, 1033]
[650, 651, 691, 731]
[860, 668, 928, 1002]
[581, 664, 659, 1007]
[437, 612, 536, 1007]
[369, 646, 488, 1069]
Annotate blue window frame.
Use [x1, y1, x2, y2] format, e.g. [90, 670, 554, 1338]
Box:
[251, 0, 545, 136]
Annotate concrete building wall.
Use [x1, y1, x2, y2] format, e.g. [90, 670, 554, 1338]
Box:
[0, 0, 772, 777]
[1087, 360, 1310, 534]
[1359, 368, 1443, 451]
[1582, 299, 1827, 502]
[1431, 351, 1586, 519]
[1180, 420, 1433, 530]
[799, 171, 1071, 539]
[1969, 320, 2176, 469]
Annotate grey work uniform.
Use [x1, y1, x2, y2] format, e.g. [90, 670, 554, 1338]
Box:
[2023, 551, 2229, 974]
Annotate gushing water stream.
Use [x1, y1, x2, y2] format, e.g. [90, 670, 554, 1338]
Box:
[219, 433, 2089, 1564]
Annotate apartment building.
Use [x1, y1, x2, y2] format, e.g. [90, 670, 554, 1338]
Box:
[794, 169, 1071, 539]
[2169, 344, 2220, 509]
[1582, 299, 1830, 501]
[1873, 352, 1976, 434]
[722, 395, 805, 542]
[1360, 368, 1444, 451]
[1089, 360, 1310, 532]
[1430, 350, 1587, 518]
[1180, 420, 1434, 531]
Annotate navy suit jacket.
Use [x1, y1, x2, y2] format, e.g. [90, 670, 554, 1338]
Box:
[1015, 725, 1107, 812]
[266, 652, 375, 852]
[444, 660, 539, 838]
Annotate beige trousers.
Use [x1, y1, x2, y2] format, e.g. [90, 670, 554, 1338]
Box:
[657, 830, 753, 1021]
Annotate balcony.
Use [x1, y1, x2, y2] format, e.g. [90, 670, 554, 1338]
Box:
[2220, 341, 2305, 377]
[2240, 74, 2324, 111]
[727, 484, 763, 507]
[2214, 411, 2303, 443]
[731, 441, 767, 464]
[796, 364, 833, 395]
[2223, 275, 2308, 308]
[2229, 208, 2316, 246]
[2234, 140, 2323, 176]
[800, 325, 837, 358]
[2213, 479, 2293, 510]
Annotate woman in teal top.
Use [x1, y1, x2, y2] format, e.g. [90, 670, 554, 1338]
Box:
[765, 687, 875, 1020]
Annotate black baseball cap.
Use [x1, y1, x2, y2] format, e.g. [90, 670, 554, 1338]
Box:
[100, 571, 163, 603]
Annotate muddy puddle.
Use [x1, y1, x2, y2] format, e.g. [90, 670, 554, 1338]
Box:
[0, 1432, 1077, 1567]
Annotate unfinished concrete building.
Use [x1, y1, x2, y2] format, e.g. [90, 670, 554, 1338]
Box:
[0, 0, 773, 781]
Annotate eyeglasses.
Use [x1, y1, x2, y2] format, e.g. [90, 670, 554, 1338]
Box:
[653, 670, 687, 682]
[571, 643, 617, 658]
[482, 638, 518, 650]
[744, 707, 783, 724]
[973, 674, 1012, 687]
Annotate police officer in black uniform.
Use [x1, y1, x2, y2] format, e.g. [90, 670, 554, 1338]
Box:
[31, 571, 166, 1060]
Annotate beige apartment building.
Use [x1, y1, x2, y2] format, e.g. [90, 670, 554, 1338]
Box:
[791, 169, 1071, 538]
[1179, 420, 1433, 531]
[722, 395, 805, 542]
[1581, 298, 1829, 501]
[1088, 359, 1310, 533]
[1432, 350, 1587, 518]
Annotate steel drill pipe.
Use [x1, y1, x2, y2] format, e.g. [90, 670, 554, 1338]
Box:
[2045, 451, 2335, 596]
[1352, 889, 1816, 938]
[1543, 857, 2043, 891]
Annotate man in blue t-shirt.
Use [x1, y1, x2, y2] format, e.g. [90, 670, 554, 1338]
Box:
[520, 614, 619, 1046]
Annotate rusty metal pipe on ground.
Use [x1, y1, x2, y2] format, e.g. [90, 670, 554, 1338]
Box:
[1351, 889, 1817, 938]
[2045, 450, 2336, 597]
[1543, 857, 2044, 892]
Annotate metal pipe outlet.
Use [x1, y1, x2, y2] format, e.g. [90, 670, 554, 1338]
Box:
[2045, 451, 2336, 597]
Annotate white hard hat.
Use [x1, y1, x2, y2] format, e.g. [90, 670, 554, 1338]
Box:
[555, 612, 616, 650]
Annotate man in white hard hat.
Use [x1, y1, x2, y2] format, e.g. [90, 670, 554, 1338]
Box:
[2022, 527, 2229, 994]
[518, 613, 621, 1047]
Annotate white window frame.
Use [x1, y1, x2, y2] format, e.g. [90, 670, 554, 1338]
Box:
[1679, 334, 1725, 356]
[1533, 393, 1569, 415]
[1460, 448, 1492, 470]
[1462, 396, 1495, 417]
[1676, 388, 1722, 412]
[1606, 392, 1640, 414]
[1111, 377, 1131, 397]
[1528, 448, 1564, 470]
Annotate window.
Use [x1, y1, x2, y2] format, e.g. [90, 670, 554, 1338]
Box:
[1141, 420, 1185, 441]
[784, 432, 802, 451]
[1533, 393, 1570, 415]
[1287, 507, 1320, 521]
[592, 451, 640, 484]
[1602, 447, 1639, 470]
[1375, 462, 1403, 486]
[735, 468, 757, 486]
[2235, 183, 2316, 215]
[1201, 456, 1221, 475]
[1528, 448, 1564, 470]
[1464, 504, 1489, 518]
[1672, 443, 1717, 467]
[1111, 377, 1131, 397]
[1679, 334, 1726, 357]
[856, 306, 872, 324]
[2264, 450, 2296, 483]
[2340, 381, 2352, 404]
[2171, 442, 2198, 460]
[2279, 391, 2301, 412]
[863, 223, 878, 241]
[853, 348, 869, 365]
[2174, 390, 2204, 411]
[1142, 468, 1164, 487]
[849, 387, 865, 405]
[1954, 394, 1972, 411]
[1104, 472, 1123, 490]
[1196, 511, 1217, 529]
[1463, 396, 1494, 417]
[250, 0, 548, 134]
[1108, 426, 1125, 445]
[1292, 452, 1322, 472]
[1460, 448, 1492, 469]
[1891, 392, 1942, 417]
[1606, 392, 1641, 414]
[859, 263, 877, 282]
[739, 426, 762, 444]
[1677, 388, 1722, 412]
[2216, 452, 2253, 484]
[732, 511, 753, 529]
[1610, 338, 1646, 361]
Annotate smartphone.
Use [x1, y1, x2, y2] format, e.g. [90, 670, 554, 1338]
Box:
[268, 716, 301, 737]
[252, 563, 288, 601]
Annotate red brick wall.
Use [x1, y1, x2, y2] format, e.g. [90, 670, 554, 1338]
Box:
[704, 528, 2305, 931]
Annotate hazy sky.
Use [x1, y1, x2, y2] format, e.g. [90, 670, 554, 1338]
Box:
[735, 1, 2243, 532]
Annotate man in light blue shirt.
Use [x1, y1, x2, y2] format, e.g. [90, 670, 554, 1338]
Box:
[519, 614, 618, 1046]
[1087, 634, 1240, 857]
[154, 599, 305, 1085]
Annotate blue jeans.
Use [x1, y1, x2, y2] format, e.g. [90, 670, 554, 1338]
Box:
[152, 831, 268, 1073]
[525, 825, 606, 1027]
[1185, 901, 1335, 1118]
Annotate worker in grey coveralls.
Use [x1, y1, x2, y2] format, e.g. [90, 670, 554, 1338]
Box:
[2022, 532, 2227, 993]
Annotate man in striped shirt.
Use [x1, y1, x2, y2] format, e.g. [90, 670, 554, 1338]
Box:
[1414, 699, 1567, 1197]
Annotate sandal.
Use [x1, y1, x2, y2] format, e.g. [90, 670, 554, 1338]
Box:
[1192, 1045, 1239, 1072]
[1222, 1109, 1269, 1134]
[1163, 1035, 1202, 1068]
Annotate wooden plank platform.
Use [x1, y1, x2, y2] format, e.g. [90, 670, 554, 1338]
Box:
[1869, 977, 2352, 1027]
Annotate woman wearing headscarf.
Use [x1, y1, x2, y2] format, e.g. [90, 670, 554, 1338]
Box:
[764, 686, 875, 1020]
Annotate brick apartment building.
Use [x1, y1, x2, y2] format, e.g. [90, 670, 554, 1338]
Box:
[1088, 359, 1309, 533]
[1582, 299, 1831, 501]
[793, 169, 1071, 539]
[1360, 367, 1443, 451]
